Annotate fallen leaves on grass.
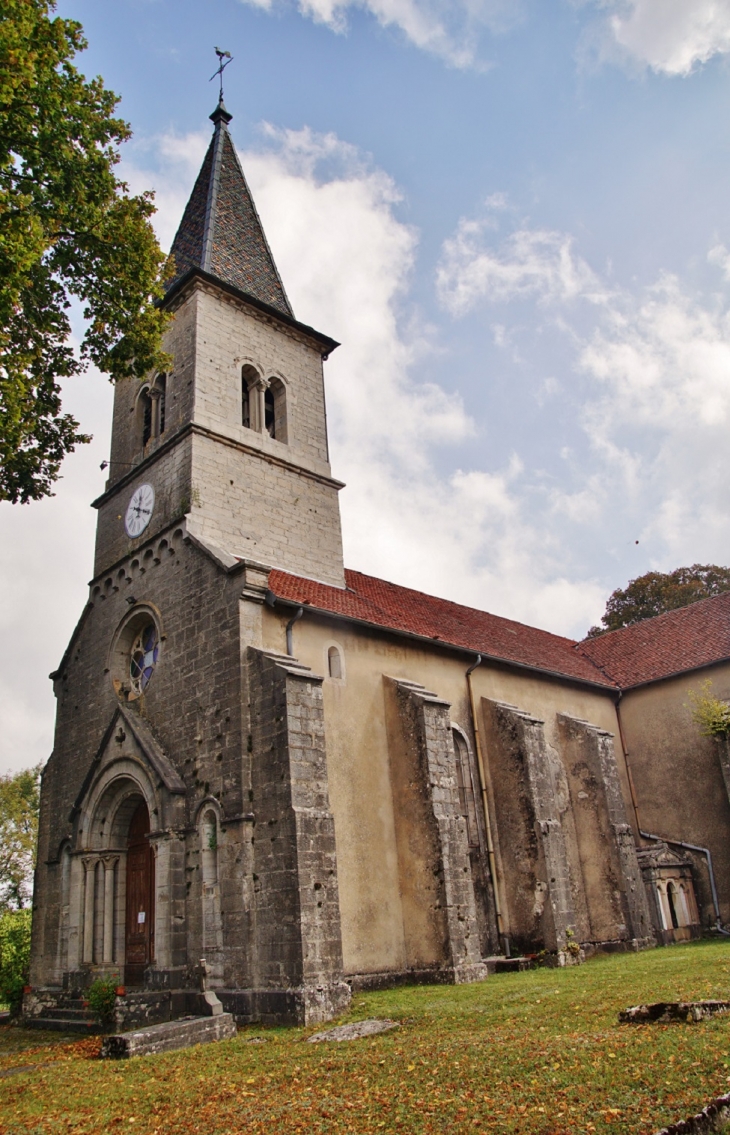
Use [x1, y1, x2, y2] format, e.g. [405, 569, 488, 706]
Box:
[1, 942, 730, 1134]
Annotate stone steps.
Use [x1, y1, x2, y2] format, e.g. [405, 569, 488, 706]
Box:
[25, 1014, 100, 1033]
[25, 997, 100, 1033]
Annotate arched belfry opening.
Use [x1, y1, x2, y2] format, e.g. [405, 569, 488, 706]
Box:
[124, 799, 155, 987]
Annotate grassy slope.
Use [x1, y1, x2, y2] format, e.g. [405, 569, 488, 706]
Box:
[2, 940, 730, 1134]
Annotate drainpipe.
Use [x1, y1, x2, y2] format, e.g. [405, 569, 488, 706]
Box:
[285, 607, 304, 656]
[615, 692, 729, 934]
[466, 654, 510, 957]
[615, 691, 643, 835]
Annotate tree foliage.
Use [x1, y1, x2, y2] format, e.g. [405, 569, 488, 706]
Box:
[587, 564, 730, 637]
[0, 764, 41, 910]
[0, 0, 170, 503]
[687, 680, 730, 738]
[0, 907, 31, 1013]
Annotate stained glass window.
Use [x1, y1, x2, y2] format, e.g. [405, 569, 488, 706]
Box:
[130, 624, 159, 695]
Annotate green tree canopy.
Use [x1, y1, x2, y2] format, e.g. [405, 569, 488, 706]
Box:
[587, 564, 730, 638]
[0, 0, 169, 504]
[0, 764, 41, 910]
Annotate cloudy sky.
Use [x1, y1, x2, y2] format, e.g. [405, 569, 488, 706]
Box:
[3, 0, 730, 773]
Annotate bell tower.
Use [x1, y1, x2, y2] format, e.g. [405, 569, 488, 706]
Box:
[93, 99, 346, 587]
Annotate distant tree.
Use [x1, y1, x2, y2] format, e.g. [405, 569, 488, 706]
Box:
[0, 0, 170, 504]
[0, 765, 41, 910]
[586, 564, 730, 638]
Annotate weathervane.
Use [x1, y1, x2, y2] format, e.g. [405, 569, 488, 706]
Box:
[210, 47, 233, 102]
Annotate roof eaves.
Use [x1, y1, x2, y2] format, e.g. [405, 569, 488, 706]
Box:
[614, 654, 730, 693]
[268, 593, 617, 692]
[162, 267, 339, 356]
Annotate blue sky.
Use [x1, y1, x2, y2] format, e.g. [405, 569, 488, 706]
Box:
[3, 0, 730, 772]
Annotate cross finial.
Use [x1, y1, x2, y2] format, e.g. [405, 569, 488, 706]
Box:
[210, 47, 233, 103]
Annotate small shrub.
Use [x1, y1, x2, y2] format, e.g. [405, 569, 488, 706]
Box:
[688, 680, 730, 737]
[0, 908, 32, 1015]
[564, 927, 582, 958]
[87, 979, 118, 1030]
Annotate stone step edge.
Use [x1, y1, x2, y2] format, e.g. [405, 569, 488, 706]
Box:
[101, 1012, 236, 1059]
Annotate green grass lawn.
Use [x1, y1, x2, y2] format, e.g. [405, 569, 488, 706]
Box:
[3, 940, 730, 1134]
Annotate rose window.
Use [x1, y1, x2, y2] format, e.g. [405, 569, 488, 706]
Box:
[130, 624, 159, 695]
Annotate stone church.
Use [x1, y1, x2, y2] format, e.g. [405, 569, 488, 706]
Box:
[25, 98, 730, 1029]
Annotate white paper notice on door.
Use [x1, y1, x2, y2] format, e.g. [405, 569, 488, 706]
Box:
[138, 911, 146, 924]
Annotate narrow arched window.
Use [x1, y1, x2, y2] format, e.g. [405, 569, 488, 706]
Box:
[141, 390, 152, 446]
[242, 373, 251, 428]
[453, 729, 480, 849]
[156, 374, 166, 435]
[202, 810, 219, 888]
[327, 645, 342, 679]
[267, 377, 288, 443]
[264, 388, 275, 437]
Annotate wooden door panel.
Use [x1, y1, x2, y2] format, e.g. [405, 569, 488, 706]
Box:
[124, 801, 154, 985]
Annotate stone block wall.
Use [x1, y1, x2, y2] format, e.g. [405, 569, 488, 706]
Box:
[31, 525, 251, 990]
[189, 430, 345, 586]
[247, 648, 350, 1023]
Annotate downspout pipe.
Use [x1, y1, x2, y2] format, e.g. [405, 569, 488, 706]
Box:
[466, 654, 510, 958]
[614, 692, 729, 934]
[286, 607, 304, 656]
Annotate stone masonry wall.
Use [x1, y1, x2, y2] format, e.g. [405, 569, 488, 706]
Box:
[192, 286, 331, 468]
[31, 525, 251, 989]
[189, 431, 344, 586]
[247, 648, 350, 1024]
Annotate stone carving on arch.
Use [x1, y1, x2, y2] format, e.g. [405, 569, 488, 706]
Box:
[65, 705, 186, 982]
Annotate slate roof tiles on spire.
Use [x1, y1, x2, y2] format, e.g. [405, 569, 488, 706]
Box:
[166, 100, 293, 318]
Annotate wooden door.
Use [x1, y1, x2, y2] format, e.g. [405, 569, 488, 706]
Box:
[124, 800, 155, 987]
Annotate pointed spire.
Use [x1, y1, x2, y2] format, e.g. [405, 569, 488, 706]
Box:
[166, 103, 294, 319]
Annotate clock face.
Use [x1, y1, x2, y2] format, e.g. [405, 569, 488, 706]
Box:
[124, 484, 155, 538]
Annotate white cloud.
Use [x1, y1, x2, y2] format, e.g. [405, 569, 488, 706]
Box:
[239, 0, 522, 67]
[589, 0, 730, 75]
[240, 127, 603, 628]
[437, 215, 606, 315]
[439, 204, 730, 580]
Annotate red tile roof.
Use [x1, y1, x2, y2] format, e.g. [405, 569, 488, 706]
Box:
[268, 568, 615, 687]
[268, 569, 730, 690]
[576, 590, 730, 689]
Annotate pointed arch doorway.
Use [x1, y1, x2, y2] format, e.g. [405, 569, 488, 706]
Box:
[125, 799, 155, 986]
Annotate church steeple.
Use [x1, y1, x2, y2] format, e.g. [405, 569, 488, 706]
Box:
[167, 101, 294, 318]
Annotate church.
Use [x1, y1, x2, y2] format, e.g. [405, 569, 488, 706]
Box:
[25, 97, 730, 1030]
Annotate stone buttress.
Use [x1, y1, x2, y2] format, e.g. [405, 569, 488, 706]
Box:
[242, 648, 350, 1024]
[385, 678, 487, 983]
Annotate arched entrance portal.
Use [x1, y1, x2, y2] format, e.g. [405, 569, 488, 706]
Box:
[125, 800, 155, 986]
